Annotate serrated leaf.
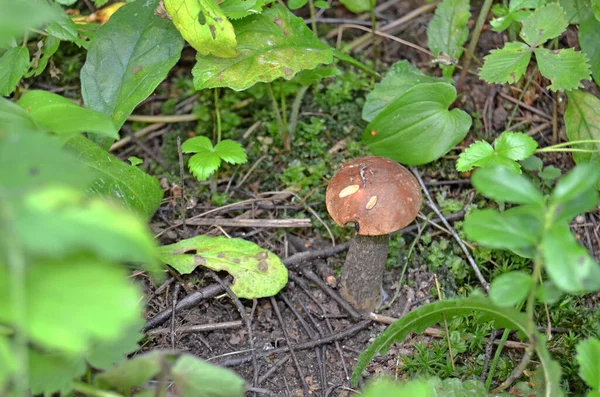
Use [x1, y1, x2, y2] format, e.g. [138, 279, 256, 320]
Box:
[0, 47, 29, 96]
[576, 338, 600, 390]
[495, 132, 538, 160]
[28, 350, 86, 396]
[471, 165, 545, 205]
[64, 135, 164, 217]
[0, 0, 61, 48]
[96, 351, 165, 394]
[543, 223, 600, 293]
[456, 141, 495, 171]
[17, 90, 118, 140]
[340, 0, 371, 13]
[490, 271, 532, 307]
[81, 0, 184, 132]
[427, 0, 470, 61]
[463, 208, 540, 250]
[362, 82, 471, 165]
[188, 151, 221, 181]
[182, 136, 214, 152]
[171, 354, 246, 397]
[520, 3, 568, 46]
[535, 48, 591, 91]
[565, 90, 600, 170]
[362, 61, 445, 122]
[457, 133, 538, 172]
[0, 256, 142, 353]
[579, 15, 600, 86]
[220, 0, 268, 19]
[480, 42, 531, 84]
[157, 235, 288, 298]
[214, 139, 247, 164]
[165, 0, 237, 57]
[192, 5, 333, 91]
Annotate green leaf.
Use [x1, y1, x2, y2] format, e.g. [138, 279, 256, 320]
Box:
[456, 141, 495, 171]
[64, 135, 164, 217]
[479, 42, 531, 84]
[128, 156, 143, 166]
[551, 163, 600, 205]
[192, 5, 333, 91]
[340, 0, 371, 13]
[214, 139, 247, 164]
[0, 256, 142, 353]
[314, 1, 330, 9]
[495, 132, 538, 160]
[288, 0, 308, 9]
[28, 35, 61, 77]
[46, 5, 80, 44]
[579, 15, 600, 86]
[0, 47, 29, 96]
[293, 65, 340, 86]
[182, 136, 214, 152]
[96, 351, 165, 394]
[86, 317, 145, 370]
[539, 166, 562, 185]
[361, 378, 434, 397]
[0, 97, 41, 134]
[463, 209, 539, 250]
[81, 0, 184, 131]
[536, 281, 564, 304]
[564, 90, 600, 170]
[164, 0, 237, 57]
[351, 296, 563, 397]
[490, 271, 532, 307]
[456, 132, 538, 172]
[16, 186, 159, 268]
[220, 0, 269, 20]
[592, 0, 600, 19]
[520, 154, 544, 171]
[362, 61, 445, 122]
[559, 0, 593, 23]
[471, 165, 545, 205]
[0, 0, 60, 48]
[543, 223, 600, 293]
[427, 0, 470, 61]
[535, 48, 591, 91]
[28, 349, 86, 396]
[157, 235, 288, 299]
[17, 90, 118, 140]
[0, 336, 15, 388]
[171, 354, 246, 397]
[576, 338, 600, 390]
[520, 3, 568, 46]
[362, 82, 471, 165]
[188, 152, 221, 181]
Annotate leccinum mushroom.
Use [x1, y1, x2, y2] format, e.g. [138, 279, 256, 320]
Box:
[326, 156, 422, 313]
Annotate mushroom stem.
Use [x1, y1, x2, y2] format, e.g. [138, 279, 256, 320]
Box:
[340, 234, 389, 313]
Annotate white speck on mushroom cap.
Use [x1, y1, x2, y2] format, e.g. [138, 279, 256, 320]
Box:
[338, 184, 360, 198]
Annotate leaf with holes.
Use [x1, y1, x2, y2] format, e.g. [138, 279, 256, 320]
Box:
[165, 0, 237, 57]
[480, 42, 531, 84]
[535, 48, 591, 91]
[192, 5, 333, 91]
[157, 235, 288, 298]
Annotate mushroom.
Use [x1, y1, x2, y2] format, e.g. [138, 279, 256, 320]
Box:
[326, 156, 422, 313]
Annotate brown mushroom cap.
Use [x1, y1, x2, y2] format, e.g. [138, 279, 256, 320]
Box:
[326, 156, 422, 236]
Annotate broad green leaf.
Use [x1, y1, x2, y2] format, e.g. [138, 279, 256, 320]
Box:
[81, 0, 184, 131]
[0, 97, 41, 134]
[157, 235, 288, 298]
[456, 141, 495, 171]
[551, 163, 600, 205]
[188, 151, 221, 180]
[559, 0, 593, 23]
[490, 271, 532, 307]
[340, 0, 371, 13]
[96, 351, 165, 394]
[192, 5, 333, 91]
[164, 0, 237, 57]
[17, 90, 118, 140]
[16, 186, 159, 269]
[539, 166, 562, 185]
[0, 47, 29, 96]
[579, 15, 600, 86]
[351, 296, 563, 397]
[564, 90, 600, 170]
[362, 61, 445, 122]
[293, 66, 340, 86]
[520, 3, 568, 46]
[182, 136, 213, 152]
[471, 165, 545, 205]
[520, 154, 544, 171]
[463, 209, 539, 250]
[509, 0, 544, 13]
[0, 336, 15, 388]
[0, 0, 60, 48]
[495, 132, 538, 160]
[0, 256, 142, 353]
[214, 139, 247, 164]
[427, 0, 470, 61]
[361, 378, 434, 397]
[64, 135, 164, 217]
[362, 82, 471, 165]
[551, 188, 598, 224]
[171, 354, 246, 397]
[543, 223, 600, 293]
[46, 4, 80, 44]
[288, 0, 308, 10]
[220, 0, 269, 19]
[86, 317, 145, 370]
[576, 338, 600, 390]
[28, 35, 61, 77]
[28, 349, 86, 396]
[535, 48, 591, 91]
[479, 42, 531, 84]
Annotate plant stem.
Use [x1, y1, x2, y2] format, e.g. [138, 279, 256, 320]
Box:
[214, 88, 222, 143]
[72, 382, 124, 397]
[333, 50, 381, 80]
[279, 80, 288, 128]
[526, 250, 543, 337]
[288, 86, 309, 144]
[506, 64, 537, 130]
[369, 2, 379, 63]
[537, 148, 600, 153]
[485, 328, 512, 390]
[267, 82, 291, 151]
[538, 139, 600, 149]
[307, 0, 317, 34]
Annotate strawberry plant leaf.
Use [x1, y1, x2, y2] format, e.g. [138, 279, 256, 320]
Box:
[17, 91, 118, 140]
[28, 350, 86, 396]
[479, 42, 531, 84]
[96, 351, 165, 394]
[64, 135, 164, 217]
[520, 3, 568, 47]
[535, 48, 591, 91]
[340, 0, 371, 13]
[171, 354, 246, 397]
[188, 152, 221, 180]
[489, 271, 532, 307]
[157, 235, 288, 298]
[564, 90, 600, 170]
[579, 15, 600, 86]
[576, 338, 600, 390]
[471, 165, 545, 205]
[427, 0, 470, 62]
[362, 82, 471, 165]
[81, 0, 184, 132]
[0, 47, 29, 96]
[0, 256, 142, 354]
[494, 131, 538, 160]
[457, 132, 538, 172]
[164, 0, 237, 57]
[456, 141, 495, 171]
[181, 136, 214, 152]
[220, 0, 270, 19]
[192, 5, 333, 91]
[214, 139, 247, 164]
[463, 209, 540, 250]
[362, 61, 445, 122]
